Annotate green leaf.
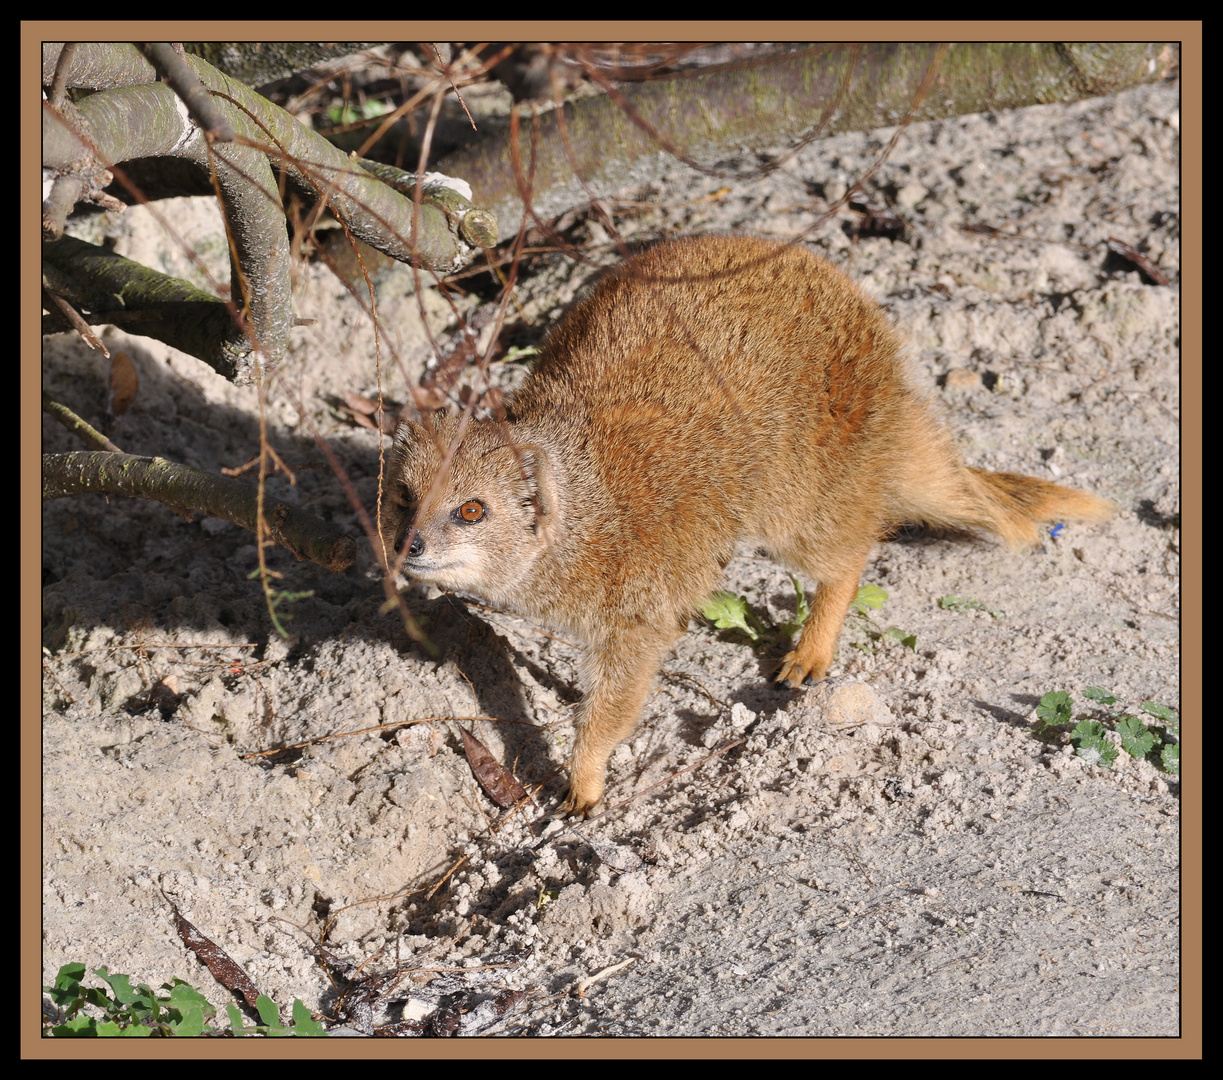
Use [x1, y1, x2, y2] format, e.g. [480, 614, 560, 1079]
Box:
[167, 1004, 210, 1037]
[1140, 701, 1179, 731]
[938, 594, 1002, 617]
[1036, 691, 1074, 726]
[1070, 720, 1118, 767]
[881, 627, 917, 651]
[700, 592, 759, 640]
[1116, 715, 1155, 758]
[326, 100, 389, 125]
[93, 967, 147, 1009]
[1160, 743, 1179, 774]
[255, 994, 281, 1027]
[1070, 719, 1106, 741]
[291, 999, 327, 1036]
[226, 1002, 247, 1035]
[851, 584, 888, 614]
[777, 574, 810, 636]
[164, 979, 215, 1016]
[1083, 686, 1118, 705]
[78, 986, 113, 1011]
[50, 1014, 98, 1037]
[96, 1019, 152, 1037]
[47, 962, 86, 996]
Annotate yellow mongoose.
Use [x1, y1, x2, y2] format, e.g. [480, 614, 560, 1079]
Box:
[381, 235, 1113, 815]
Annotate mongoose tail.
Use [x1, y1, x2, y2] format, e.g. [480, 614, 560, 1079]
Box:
[958, 468, 1117, 548]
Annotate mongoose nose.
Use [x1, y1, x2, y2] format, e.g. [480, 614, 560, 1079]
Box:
[407, 533, 425, 558]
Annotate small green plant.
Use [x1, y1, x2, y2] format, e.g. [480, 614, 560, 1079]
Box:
[325, 100, 391, 126]
[700, 590, 767, 642]
[938, 593, 1003, 617]
[1033, 687, 1179, 773]
[847, 585, 917, 654]
[43, 963, 216, 1037]
[248, 566, 314, 638]
[700, 573, 808, 644]
[225, 997, 326, 1038]
[43, 963, 326, 1037]
[700, 580, 915, 660]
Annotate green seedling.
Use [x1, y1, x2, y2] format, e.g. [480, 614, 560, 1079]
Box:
[847, 585, 917, 654]
[778, 574, 810, 637]
[43, 963, 325, 1037]
[326, 100, 390, 126]
[247, 566, 314, 638]
[1068, 720, 1120, 768]
[700, 580, 915, 662]
[1035, 690, 1074, 726]
[699, 590, 767, 641]
[1032, 688, 1179, 774]
[226, 996, 326, 1038]
[850, 583, 889, 615]
[1115, 714, 1156, 759]
[43, 963, 216, 1037]
[938, 593, 1003, 617]
[700, 574, 808, 644]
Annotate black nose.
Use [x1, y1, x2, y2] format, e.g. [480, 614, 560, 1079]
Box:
[394, 525, 425, 559]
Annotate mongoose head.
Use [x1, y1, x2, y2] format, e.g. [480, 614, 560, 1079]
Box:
[380, 414, 558, 604]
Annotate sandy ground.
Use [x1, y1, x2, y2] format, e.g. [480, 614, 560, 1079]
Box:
[41, 78, 1181, 1038]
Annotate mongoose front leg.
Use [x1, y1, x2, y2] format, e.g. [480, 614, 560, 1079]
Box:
[559, 632, 675, 816]
[775, 572, 864, 687]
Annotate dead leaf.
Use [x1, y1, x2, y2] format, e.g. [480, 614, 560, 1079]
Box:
[459, 727, 528, 807]
[848, 186, 906, 240]
[1105, 237, 1170, 286]
[166, 897, 261, 1009]
[341, 392, 400, 433]
[108, 351, 138, 415]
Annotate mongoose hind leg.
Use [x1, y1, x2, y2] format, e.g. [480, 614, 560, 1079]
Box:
[774, 560, 869, 688]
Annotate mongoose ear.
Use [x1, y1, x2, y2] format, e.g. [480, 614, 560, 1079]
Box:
[392, 419, 424, 451]
[519, 444, 558, 527]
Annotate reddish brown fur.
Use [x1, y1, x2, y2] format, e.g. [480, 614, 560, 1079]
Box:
[380, 236, 1114, 815]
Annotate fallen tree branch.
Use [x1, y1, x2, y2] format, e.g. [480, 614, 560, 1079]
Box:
[41, 42, 497, 381]
[42, 451, 357, 572]
[439, 42, 1178, 243]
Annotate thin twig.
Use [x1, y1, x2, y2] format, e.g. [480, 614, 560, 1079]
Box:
[240, 714, 536, 759]
[42, 289, 109, 357]
[584, 737, 746, 823]
[574, 957, 636, 997]
[42, 393, 122, 452]
[139, 42, 236, 141]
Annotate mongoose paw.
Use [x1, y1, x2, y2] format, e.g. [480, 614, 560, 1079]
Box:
[557, 774, 603, 818]
[775, 650, 828, 688]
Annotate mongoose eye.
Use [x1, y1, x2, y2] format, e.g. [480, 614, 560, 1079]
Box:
[455, 500, 485, 523]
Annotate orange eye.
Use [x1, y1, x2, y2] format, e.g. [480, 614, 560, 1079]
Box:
[456, 500, 485, 523]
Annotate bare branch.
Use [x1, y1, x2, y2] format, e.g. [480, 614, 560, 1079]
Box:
[438, 42, 1178, 243]
[41, 394, 123, 453]
[42, 237, 250, 380]
[139, 41, 236, 141]
[42, 452, 357, 573]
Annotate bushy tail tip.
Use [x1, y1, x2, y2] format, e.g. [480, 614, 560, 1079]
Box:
[967, 468, 1115, 548]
